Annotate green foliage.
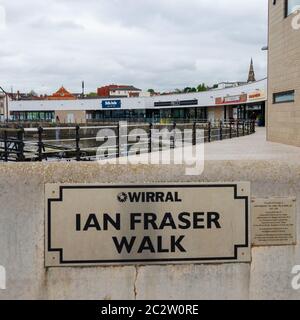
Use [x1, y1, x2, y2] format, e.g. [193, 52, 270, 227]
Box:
[87, 92, 98, 97]
[184, 87, 197, 93]
[28, 90, 38, 96]
[197, 83, 208, 92]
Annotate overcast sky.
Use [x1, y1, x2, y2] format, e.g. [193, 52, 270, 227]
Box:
[0, 0, 268, 94]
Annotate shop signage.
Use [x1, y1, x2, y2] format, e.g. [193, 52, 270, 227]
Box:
[102, 100, 121, 109]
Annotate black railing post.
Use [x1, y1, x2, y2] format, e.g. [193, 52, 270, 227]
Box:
[237, 120, 239, 137]
[208, 121, 211, 142]
[148, 123, 153, 153]
[75, 125, 81, 161]
[37, 126, 44, 162]
[17, 127, 25, 162]
[219, 121, 223, 141]
[247, 121, 250, 135]
[116, 122, 120, 158]
[172, 122, 176, 149]
[193, 122, 197, 146]
[229, 121, 232, 139]
[4, 130, 8, 162]
[253, 120, 256, 133]
[243, 121, 245, 136]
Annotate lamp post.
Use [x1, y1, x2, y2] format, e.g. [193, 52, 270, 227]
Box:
[0, 86, 9, 122]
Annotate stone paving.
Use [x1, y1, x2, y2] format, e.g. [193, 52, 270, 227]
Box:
[204, 128, 300, 161]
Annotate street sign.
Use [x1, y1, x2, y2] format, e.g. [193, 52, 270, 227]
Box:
[45, 183, 251, 267]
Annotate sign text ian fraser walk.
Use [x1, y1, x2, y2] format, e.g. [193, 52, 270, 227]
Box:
[45, 183, 251, 267]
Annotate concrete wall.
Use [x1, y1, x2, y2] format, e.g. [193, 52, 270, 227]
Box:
[0, 162, 300, 300]
[267, 0, 300, 146]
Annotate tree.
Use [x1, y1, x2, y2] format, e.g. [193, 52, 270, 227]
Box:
[183, 87, 192, 93]
[28, 90, 37, 96]
[147, 89, 155, 94]
[184, 87, 197, 93]
[87, 92, 98, 97]
[197, 83, 208, 92]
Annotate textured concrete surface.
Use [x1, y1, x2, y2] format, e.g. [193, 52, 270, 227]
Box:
[267, 0, 300, 147]
[1, 138, 300, 299]
[135, 264, 250, 300]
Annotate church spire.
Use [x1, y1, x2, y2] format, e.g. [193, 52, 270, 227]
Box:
[247, 58, 256, 83]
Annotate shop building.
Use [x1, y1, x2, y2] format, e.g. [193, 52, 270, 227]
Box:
[8, 79, 267, 124]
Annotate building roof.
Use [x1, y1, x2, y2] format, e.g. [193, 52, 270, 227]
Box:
[110, 85, 141, 92]
[247, 58, 256, 83]
[99, 85, 141, 92]
[48, 86, 76, 100]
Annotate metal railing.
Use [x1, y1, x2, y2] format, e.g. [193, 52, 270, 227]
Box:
[0, 120, 256, 162]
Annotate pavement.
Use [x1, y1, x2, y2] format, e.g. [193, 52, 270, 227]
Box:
[102, 127, 300, 164]
[204, 127, 300, 161]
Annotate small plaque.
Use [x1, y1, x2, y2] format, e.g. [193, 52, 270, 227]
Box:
[252, 197, 297, 246]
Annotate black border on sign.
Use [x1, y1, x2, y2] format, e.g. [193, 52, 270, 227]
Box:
[47, 184, 249, 265]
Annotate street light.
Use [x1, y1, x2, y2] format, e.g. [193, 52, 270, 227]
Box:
[0, 86, 9, 122]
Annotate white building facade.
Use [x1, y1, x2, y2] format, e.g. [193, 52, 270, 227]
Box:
[7, 79, 267, 124]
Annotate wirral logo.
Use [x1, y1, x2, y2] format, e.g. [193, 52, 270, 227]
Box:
[117, 191, 182, 204]
[117, 192, 128, 203]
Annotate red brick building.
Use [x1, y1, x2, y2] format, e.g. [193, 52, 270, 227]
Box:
[97, 85, 141, 98]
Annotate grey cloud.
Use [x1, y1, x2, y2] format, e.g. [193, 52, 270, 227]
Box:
[0, 0, 268, 93]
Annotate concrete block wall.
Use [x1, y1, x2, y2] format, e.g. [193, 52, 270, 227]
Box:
[267, 0, 300, 146]
[0, 162, 300, 300]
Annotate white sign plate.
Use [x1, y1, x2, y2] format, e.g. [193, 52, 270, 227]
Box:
[45, 183, 251, 266]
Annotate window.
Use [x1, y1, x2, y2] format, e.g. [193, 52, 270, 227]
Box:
[273, 90, 295, 104]
[285, 0, 300, 17]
